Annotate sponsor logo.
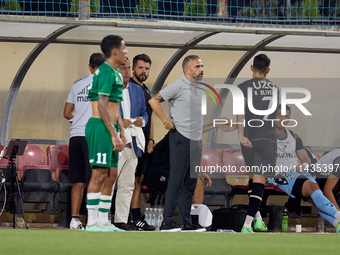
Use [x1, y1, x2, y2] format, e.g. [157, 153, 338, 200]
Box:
[77, 85, 90, 102]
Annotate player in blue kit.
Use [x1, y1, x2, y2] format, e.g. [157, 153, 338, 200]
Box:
[268, 162, 340, 233]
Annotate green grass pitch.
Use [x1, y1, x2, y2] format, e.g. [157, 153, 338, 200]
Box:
[0, 229, 338, 255]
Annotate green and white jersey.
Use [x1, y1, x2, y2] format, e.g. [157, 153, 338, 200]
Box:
[88, 62, 123, 102]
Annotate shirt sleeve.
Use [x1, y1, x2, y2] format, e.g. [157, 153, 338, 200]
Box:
[97, 71, 114, 96]
[295, 138, 304, 151]
[160, 83, 180, 102]
[66, 85, 75, 104]
[141, 118, 146, 128]
[290, 131, 305, 151]
[332, 157, 340, 178]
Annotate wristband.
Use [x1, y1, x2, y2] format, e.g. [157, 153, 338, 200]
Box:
[149, 139, 155, 144]
[162, 119, 168, 125]
[302, 162, 308, 168]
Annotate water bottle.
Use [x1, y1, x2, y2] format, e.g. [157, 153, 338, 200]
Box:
[318, 214, 324, 233]
[156, 208, 163, 231]
[150, 208, 156, 227]
[144, 208, 151, 225]
[153, 208, 160, 230]
[282, 209, 288, 232]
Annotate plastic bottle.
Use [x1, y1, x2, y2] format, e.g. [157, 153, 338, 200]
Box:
[318, 214, 324, 233]
[153, 208, 160, 230]
[150, 208, 156, 227]
[282, 209, 288, 232]
[156, 208, 163, 231]
[144, 208, 150, 225]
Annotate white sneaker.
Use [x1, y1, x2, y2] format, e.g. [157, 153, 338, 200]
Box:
[70, 219, 85, 230]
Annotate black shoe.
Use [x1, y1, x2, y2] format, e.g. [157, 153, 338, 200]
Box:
[115, 222, 137, 231]
[181, 223, 206, 232]
[160, 221, 181, 232]
[133, 219, 155, 231]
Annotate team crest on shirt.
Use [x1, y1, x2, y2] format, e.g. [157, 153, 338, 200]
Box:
[280, 171, 295, 180]
[275, 175, 288, 185]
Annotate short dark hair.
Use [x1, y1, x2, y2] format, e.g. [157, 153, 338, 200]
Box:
[278, 104, 291, 113]
[253, 54, 271, 74]
[132, 54, 152, 67]
[89, 53, 106, 68]
[100, 35, 124, 58]
[182, 55, 200, 70]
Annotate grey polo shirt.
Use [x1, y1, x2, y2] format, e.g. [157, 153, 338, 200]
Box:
[160, 75, 204, 141]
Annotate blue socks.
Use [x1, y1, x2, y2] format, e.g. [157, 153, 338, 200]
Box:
[311, 190, 339, 219]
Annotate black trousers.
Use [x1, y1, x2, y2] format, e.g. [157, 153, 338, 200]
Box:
[163, 129, 202, 225]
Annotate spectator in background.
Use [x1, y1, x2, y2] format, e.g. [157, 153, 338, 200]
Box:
[111, 58, 149, 230]
[275, 104, 312, 218]
[275, 104, 311, 171]
[63, 52, 105, 230]
[129, 54, 155, 231]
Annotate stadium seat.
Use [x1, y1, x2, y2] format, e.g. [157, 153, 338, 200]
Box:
[220, 148, 247, 176]
[220, 149, 249, 192]
[200, 148, 220, 172]
[46, 145, 69, 172]
[16, 144, 45, 173]
[55, 166, 72, 203]
[14, 144, 48, 213]
[55, 165, 73, 227]
[20, 165, 59, 214]
[201, 149, 235, 208]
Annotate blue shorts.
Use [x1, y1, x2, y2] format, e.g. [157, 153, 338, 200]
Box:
[268, 169, 317, 198]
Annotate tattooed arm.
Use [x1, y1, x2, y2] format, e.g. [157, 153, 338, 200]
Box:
[148, 92, 174, 130]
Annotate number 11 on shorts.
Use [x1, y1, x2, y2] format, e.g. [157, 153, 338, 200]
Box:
[96, 153, 107, 164]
